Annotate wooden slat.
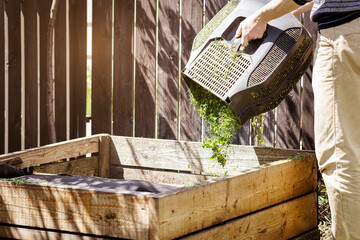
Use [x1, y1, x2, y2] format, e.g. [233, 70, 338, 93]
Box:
[55, 0, 67, 142]
[0, 0, 4, 154]
[109, 136, 314, 174]
[34, 157, 99, 176]
[6, 0, 21, 152]
[238, 120, 250, 145]
[156, 156, 317, 239]
[263, 110, 275, 147]
[157, 0, 179, 140]
[276, 83, 301, 149]
[0, 135, 101, 168]
[98, 135, 110, 178]
[69, 0, 87, 139]
[301, 13, 316, 150]
[0, 181, 151, 239]
[38, 0, 51, 146]
[179, 0, 202, 142]
[24, 0, 38, 149]
[0, 223, 111, 240]
[181, 192, 318, 240]
[134, 0, 156, 138]
[91, 0, 112, 135]
[113, 0, 134, 137]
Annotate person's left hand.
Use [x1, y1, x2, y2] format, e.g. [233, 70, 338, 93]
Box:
[235, 14, 267, 48]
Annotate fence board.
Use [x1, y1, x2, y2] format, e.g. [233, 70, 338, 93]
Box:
[180, 0, 202, 142]
[24, 0, 38, 149]
[55, 0, 67, 142]
[135, 0, 156, 138]
[263, 110, 275, 147]
[276, 83, 301, 149]
[302, 13, 316, 150]
[38, 0, 51, 146]
[0, 0, 4, 154]
[69, 0, 87, 139]
[157, 0, 179, 140]
[91, 0, 112, 135]
[7, 0, 21, 152]
[113, 0, 134, 137]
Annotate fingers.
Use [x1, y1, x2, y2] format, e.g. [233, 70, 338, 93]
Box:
[236, 22, 242, 38]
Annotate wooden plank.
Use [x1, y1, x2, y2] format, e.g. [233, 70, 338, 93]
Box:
[179, 0, 202, 142]
[23, 0, 38, 149]
[276, 83, 301, 149]
[38, 0, 52, 146]
[0, 135, 101, 168]
[0, 223, 112, 240]
[55, 0, 67, 142]
[155, 156, 317, 239]
[291, 228, 320, 240]
[0, 0, 4, 154]
[205, 0, 228, 23]
[110, 166, 210, 186]
[301, 13, 316, 150]
[6, 0, 21, 152]
[181, 192, 318, 240]
[263, 110, 275, 147]
[113, 0, 134, 137]
[34, 157, 99, 176]
[0, 180, 151, 239]
[157, 0, 179, 140]
[134, 0, 156, 138]
[109, 135, 314, 174]
[238, 120, 250, 145]
[98, 135, 110, 178]
[69, 0, 87, 139]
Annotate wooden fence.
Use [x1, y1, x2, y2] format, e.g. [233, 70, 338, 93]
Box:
[0, 0, 316, 154]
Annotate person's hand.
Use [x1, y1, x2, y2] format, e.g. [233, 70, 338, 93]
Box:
[235, 14, 267, 48]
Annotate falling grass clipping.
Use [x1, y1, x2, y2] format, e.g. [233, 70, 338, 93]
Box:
[189, 82, 241, 167]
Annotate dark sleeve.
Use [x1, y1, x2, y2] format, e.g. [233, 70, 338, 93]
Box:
[293, 0, 311, 5]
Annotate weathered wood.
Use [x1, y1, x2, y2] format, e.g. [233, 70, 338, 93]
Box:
[69, 0, 87, 139]
[92, 0, 112, 135]
[180, 0, 202, 142]
[263, 110, 275, 147]
[135, 0, 156, 138]
[155, 156, 317, 239]
[0, 223, 111, 240]
[157, 0, 179, 140]
[0, 0, 4, 154]
[291, 228, 321, 240]
[110, 136, 314, 174]
[55, 0, 67, 142]
[0, 156, 22, 165]
[301, 12, 316, 150]
[181, 192, 317, 240]
[6, 0, 21, 152]
[0, 180, 151, 239]
[113, 0, 134, 137]
[0, 135, 101, 168]
[99, 135, 110, 178]
[34, 157, 99, 176]
[276, 83, 301, 149]
[38, 0, 52, 146]
[24, 0, 38, 149]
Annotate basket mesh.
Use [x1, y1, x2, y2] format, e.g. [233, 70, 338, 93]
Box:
[187, 41, 251, 98]
[247, 28, 302, 87]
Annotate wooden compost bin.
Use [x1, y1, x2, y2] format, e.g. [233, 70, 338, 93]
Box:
[0, 134, 319, 239]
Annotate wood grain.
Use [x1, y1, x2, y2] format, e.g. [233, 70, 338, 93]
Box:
[24, 0, 38, 149]
[6, 0, 21, 152]
[181, 192, 317, 240]
[113, 0, 134, 137]
[180, 0, 202, 142]
[109, 135, 314, 175]
[55, 0, 67, 142]
[91, 0, 112, 135]
[69, 0, 87, 139]
[0, 0, 4, 154]
[99, 135, 110, 178]
[0, 135, 101, 168]
[156, 156, 317, 239]
[135, 0, 156, 138]
[157, 0, 179, 140]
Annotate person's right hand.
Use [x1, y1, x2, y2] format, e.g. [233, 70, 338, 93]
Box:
[235, 13, 267, 48]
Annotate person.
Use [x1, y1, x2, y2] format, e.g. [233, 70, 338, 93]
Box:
[235, 0, 360, 239]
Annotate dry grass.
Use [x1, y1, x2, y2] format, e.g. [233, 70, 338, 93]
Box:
[318, 177, 332, 239]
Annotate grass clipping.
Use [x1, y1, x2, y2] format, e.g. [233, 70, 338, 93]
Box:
[189, 83, 241, 167]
